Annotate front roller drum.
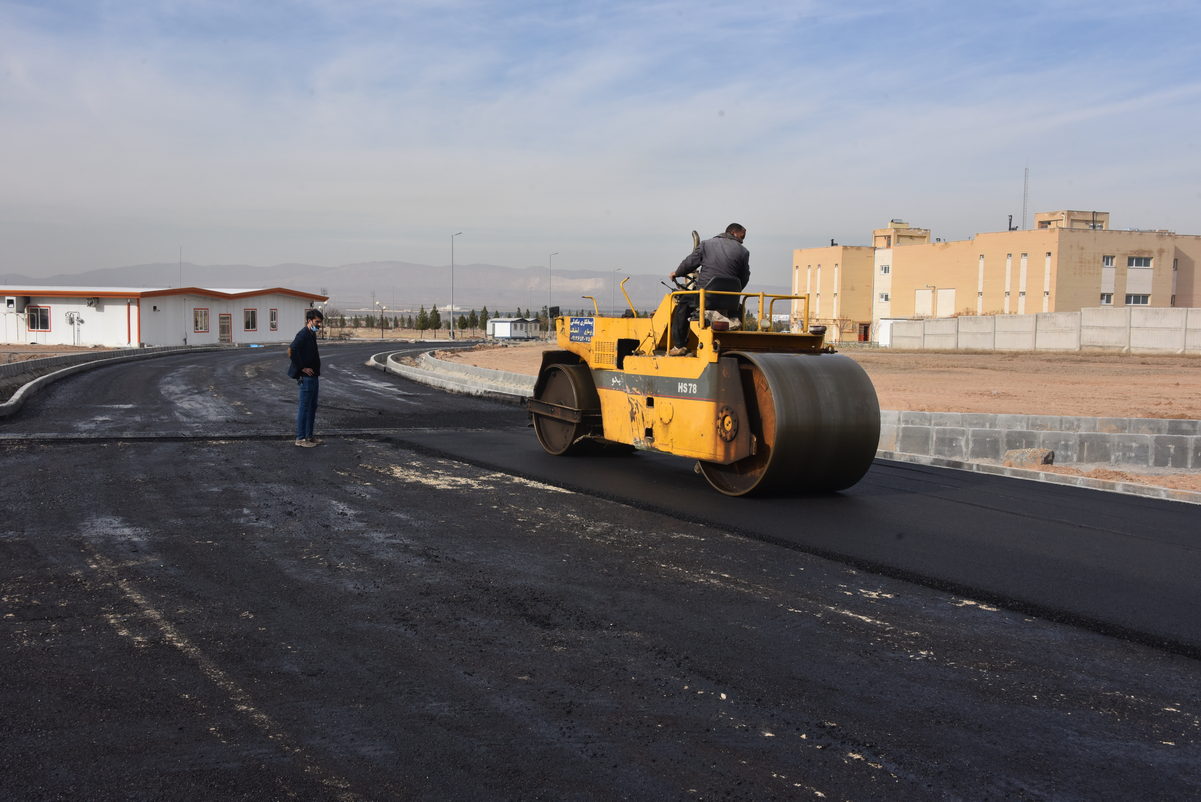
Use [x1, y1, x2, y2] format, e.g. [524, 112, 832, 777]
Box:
[699, 352, 880, 496]
[530, 363, 601, 455]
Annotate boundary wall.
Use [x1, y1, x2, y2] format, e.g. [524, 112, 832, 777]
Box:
[889, 307, 1201, 354]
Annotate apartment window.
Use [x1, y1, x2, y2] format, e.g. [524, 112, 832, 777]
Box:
[1125, 294, 1150, 305]
[880, 264, 890, 274]
[244, 309, 258, 331]
[269, 308, 279, 331]
[194, 308, 210, 333]
[27, 306, 51, 331]
[1128, 256, 1152, 268]
[1100, 293, 1113, 305]
[878, 292, 890, 302]
[1102, 255, 1115, 267]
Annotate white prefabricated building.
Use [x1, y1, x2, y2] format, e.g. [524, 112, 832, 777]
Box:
[0, 286, 328, 348]
[486, 317, 540, 340]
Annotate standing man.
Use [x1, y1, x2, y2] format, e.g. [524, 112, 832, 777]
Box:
[289, 308, 324, 447]
[667, 223, 750, 355]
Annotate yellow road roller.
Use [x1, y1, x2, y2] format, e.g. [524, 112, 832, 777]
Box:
[527, 276, 881, 496]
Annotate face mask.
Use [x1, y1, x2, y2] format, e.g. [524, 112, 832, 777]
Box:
[309, 323, 321, 332]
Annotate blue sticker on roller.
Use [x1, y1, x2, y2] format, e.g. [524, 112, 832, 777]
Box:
[569, 317, 595, 342]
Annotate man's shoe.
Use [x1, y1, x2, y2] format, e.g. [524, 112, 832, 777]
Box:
[295, 438, 318, 448]
[668, 346, 691, 356]
[306, 437, 324, 445]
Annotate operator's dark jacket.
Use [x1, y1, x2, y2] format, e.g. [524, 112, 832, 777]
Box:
[672, 232, 751, 289]
[287, 326, 321, 379]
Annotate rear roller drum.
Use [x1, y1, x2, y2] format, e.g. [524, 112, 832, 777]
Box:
[531, 363, 600, 456]
[699, 353, 880, 496]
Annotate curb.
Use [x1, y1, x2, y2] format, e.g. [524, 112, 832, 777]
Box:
[368, 349, 532, 403]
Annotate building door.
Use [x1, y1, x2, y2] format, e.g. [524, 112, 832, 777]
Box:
[858, 323, 870, 342]
[219, 314, 233, 344]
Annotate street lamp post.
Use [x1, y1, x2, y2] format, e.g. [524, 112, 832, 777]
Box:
[547, 252, 558, 337]
[374, 301, 387, 339]
[451, 231, 463, 340]
[612, 268, 619, 315]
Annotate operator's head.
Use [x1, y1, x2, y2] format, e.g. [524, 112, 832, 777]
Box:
[725, 223, 746, 243]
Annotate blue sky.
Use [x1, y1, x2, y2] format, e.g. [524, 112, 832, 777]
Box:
[2, 0, 1199, 287]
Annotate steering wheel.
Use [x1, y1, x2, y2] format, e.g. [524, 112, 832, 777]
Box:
[672, 274, 697, 291]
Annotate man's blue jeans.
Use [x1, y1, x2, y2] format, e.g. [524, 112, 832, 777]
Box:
[296, 376, 319, 440]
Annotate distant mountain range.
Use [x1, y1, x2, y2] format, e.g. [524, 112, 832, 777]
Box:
[5, 261, 789, 316]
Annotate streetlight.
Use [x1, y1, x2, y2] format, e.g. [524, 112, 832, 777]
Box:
[450, 232, 463, 340]
[547, 252, 558, 337]
[374, 301, 387, 339]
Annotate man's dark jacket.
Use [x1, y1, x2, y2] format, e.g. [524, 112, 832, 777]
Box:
[672, 232, 750, 289]
[288, 326, 321, 379]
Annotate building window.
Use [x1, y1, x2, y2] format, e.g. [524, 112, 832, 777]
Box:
[1100, 293, 1113, 305]
[1125, 294, 1150, 305]
[269, 308, 279, 331]
[194, 308, 210, 333]
[1128, 256, 1152, 268]
[1102, 255, 1115, 267]
[880, 264, 890, 274]
[878, 292, 890, 301]
[27, 306, 51, 331]
[244, 309, 258, 331]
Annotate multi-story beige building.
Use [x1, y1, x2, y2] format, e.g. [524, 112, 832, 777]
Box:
[792, 211, 1201, 342]
[789, 244, 875, 341]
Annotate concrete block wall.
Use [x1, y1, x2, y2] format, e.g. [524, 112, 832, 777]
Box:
[1187, 309, 1201, 353]
[993, 315, 1036, 351]
[1035, 312, 1080, 351]
[1130, 308, 1188, 354]
[923, 318, 958, 349]
[879, 409, 1201, 469]
[889, 320, 925, 349]
[1080, 307, 1129, 351]
[957, 316, 995, 350]
[886, 307, 1201, 355]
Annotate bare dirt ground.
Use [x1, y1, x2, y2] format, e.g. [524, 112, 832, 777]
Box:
[440, 341, 1201, 493]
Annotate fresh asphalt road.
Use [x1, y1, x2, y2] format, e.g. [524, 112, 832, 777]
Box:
[2, 342, 1199, 799]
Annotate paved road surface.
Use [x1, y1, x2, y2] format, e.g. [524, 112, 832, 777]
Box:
[2, 343, 1199, 799]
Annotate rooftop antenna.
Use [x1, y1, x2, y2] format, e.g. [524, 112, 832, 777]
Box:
[1021, 166, 1029, 230]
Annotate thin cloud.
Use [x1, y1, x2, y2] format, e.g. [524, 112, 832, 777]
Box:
[1, 1, 1199, 283]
